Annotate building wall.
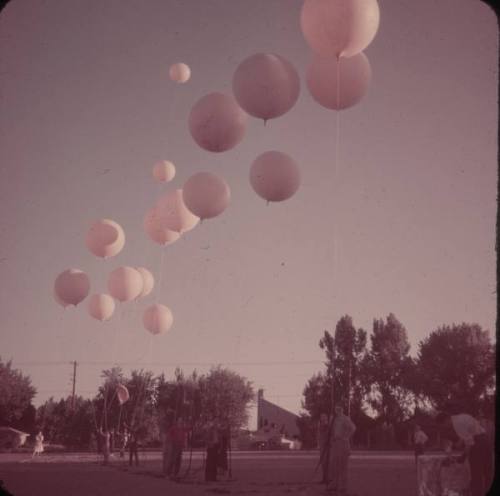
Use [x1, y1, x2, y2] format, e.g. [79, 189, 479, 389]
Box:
[257, 390, 300, 438]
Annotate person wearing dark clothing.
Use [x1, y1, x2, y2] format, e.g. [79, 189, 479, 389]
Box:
[436, 412, 493, 496]
[128, 430, 140, 467]
[317, 413, 330, 484]
[165, 418, 188, 479]
[205, 421, 220, 482]
[217, 424, 230, 477]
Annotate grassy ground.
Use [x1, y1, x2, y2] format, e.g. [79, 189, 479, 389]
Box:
[0, 451, 417, 496]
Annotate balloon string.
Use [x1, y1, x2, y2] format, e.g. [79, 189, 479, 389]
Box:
[156, 247, 166, 303]
[111, 304, 123, 366]
[333, 57, 342, 311]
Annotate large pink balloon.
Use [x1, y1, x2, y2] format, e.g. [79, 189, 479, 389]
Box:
[300, 0, 380, 58]
[143, 304, 173, 335]
[136, 267, 155, 298]
[232, 53, 300, 123]
[188, 92, 247, 152]
[88, 293, 115, 322]
[116, 384, 130, 405]
[156, 189, 199, 233]
[307, 52, 372, 110]
[182, 172, 231, 220]
[107, 266, 143, 302]
[144, 207, 181, 246]
[250, 151, 301, 203]
[86, 219, 125, 259]
[54, 269, 90, 307]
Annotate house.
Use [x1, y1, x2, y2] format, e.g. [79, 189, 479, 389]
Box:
[0, 427, 30, 450]
[256, 389, 300, 439]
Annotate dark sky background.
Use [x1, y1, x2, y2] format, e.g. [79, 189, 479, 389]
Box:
[0, 0, 497, 425]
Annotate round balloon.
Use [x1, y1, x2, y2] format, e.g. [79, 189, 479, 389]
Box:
[250, 151, 301, 203]
[153, 160, 176, 183]
[107, 266, 144, 302]
[156, 189, 199, 233]
[136, 267, 155, 298]
[307, 52, 372, 110]
[143, 304, 173, 335]
[188, 92, 247, 152]
[144, 207, 181, 246]
[86, 219, 125, 259]
[88, 293, 115, 321]
[116, 384, 130, 405]
[300, 0, 380, 58]
[54, 269, 90, 307]
[232, 53, 300, 123]
[169, 62, 191, 83]
[182, 172, 231, 220]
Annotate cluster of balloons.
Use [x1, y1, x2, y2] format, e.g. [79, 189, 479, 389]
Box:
[301, 0, 379, 111]
[54, 217, 173, 336]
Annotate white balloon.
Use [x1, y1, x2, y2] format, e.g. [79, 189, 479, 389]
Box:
[88, 294, 115, 321]
[143, 304, 173, 335]
[153, 161, 176, 183]
[156, 189, 199, 233]
[107, 266, 144, 302]
[136, 267, 155, 298]
[169, 63, 191, 83]
[86, 219, 125, 259]
[143, 207, 181, 246]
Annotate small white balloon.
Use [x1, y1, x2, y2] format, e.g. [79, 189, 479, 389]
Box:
[143, 304, 173, 335]
[153, 161, 176, 183]
[169, 63, 191, 83]
[136, 267, 155, 298]
[107, 266, 144, 302]
[88, 294, 115, 322]
[156, 189, 199, 233]
[86, 219, 125, 259]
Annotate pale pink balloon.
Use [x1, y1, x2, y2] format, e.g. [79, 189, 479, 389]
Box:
[307, 52, 372, 110]
[153, 160, 176, 183]
[300, 0, 380, 58]
[250, 151, 301, 203]
[136, 267, 155, 298]
[107, 266, 144, 302]
[143, 304, 173, 335]
[116, 384, 130, 405]
[143, 207, 181, 246]
[156, 189, 199, 233]
[182, 172, 231, 220]
[54, 269, 90, 307]
[169, 62, 191, 83]
[86, 219, 125, 259]
[188, 92, 247, 152]
[88, 293, 115, 322]
[232, 53, 300, 123]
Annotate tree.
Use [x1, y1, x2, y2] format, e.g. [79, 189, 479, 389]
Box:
[415, 323, 495, 415]
[360, 314, 415, 423]
[0, 358, 36, 427]
[198, 366, 254, 430]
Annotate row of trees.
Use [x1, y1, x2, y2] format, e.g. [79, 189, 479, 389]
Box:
[0, 360, 254, 449]
[299, 314, 496, 447]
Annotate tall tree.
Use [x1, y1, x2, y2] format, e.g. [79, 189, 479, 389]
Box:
[360, 314, 415, 423]
[0, 358, 37, 427]
[415, 323, 495, 415]
[198, 366, 254, 430]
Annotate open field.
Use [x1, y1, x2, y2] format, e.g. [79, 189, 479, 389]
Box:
[0, 451, 417, 496]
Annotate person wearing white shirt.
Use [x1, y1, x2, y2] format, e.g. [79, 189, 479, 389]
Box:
[413, 424, 428, 464]
[436, 411, 493, 496]
[326, 405, 356, 496]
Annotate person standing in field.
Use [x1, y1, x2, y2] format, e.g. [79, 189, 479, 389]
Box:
[205, 421, 220, 482]
[317, 413, 330, 484]
[436, 411, 493, 496]
[32, 431, 44, 458]
[413, 424, 429, 464]
[165, 417, 188, 479]
[128, 428, 140, 467]
[98, 428, 110, 465]
[326, 405, 356, 496]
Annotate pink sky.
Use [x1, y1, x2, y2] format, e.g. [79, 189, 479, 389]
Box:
[0, 0, 497, 425]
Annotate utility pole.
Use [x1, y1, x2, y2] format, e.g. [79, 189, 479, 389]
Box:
[71, 361, 77, 410]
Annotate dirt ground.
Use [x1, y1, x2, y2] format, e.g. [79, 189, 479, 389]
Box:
[0, 451, 417, 496]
